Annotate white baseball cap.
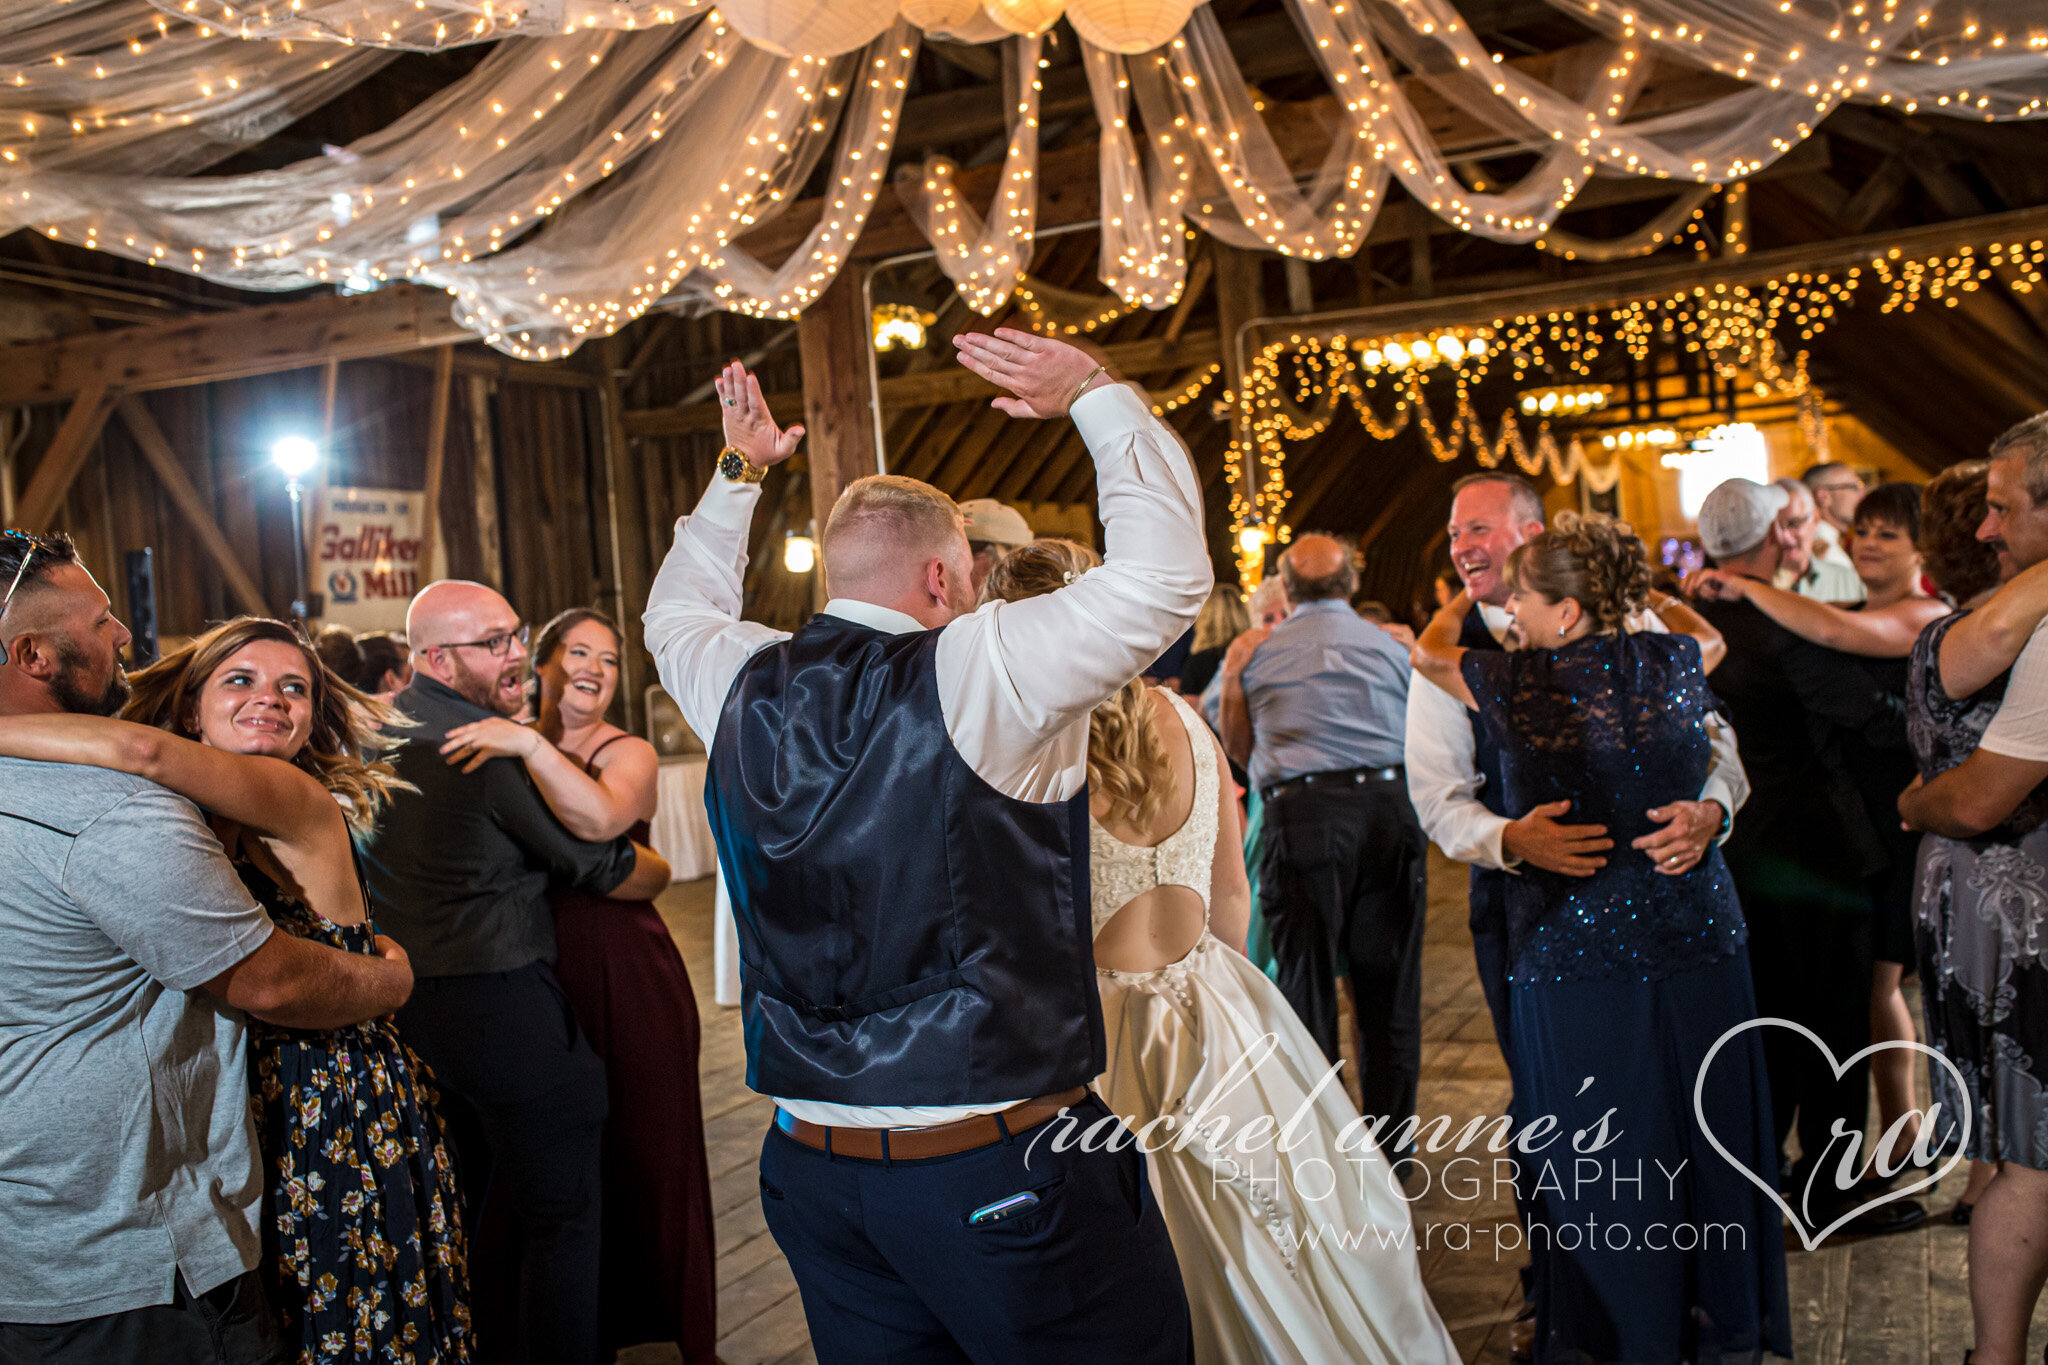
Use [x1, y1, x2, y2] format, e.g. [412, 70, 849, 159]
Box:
[1697, 478, 1790, 560]
[959, 499, 1034, 548]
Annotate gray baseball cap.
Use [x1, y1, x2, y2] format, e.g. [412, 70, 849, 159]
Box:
[1697, 478, 1790, 560]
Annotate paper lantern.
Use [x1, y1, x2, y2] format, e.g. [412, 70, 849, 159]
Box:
[1064, 0, 1190, 53]
[922, 4, 1011, 40]
[719, 0, 898, 56]
[900, 0, 980, 31]
[983, 0, 1064, 36]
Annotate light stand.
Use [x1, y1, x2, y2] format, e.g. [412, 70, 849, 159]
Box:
[272, 436, 320, 623]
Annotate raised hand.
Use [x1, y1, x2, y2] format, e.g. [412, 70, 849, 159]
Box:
[952, 327, 1113, 418]
[713, 360, 804, 467]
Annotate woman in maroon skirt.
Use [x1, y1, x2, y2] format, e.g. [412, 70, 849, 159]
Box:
[441, 607, 716, 1364]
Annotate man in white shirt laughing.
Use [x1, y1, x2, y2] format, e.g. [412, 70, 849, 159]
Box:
[643, 332, 1208, 1363]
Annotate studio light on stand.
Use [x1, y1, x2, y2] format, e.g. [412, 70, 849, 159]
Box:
[272, 435, 320, 623]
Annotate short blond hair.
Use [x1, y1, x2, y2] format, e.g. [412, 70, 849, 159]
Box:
[822, 475, 967, 594]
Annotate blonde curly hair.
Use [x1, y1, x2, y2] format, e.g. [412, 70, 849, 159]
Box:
[981, 538, 1173, 827]
[1504, 510, 1652, 633]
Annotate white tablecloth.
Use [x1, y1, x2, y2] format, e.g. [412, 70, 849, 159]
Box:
[649, 756, 718, 882]
[650, 756, 742, 1006]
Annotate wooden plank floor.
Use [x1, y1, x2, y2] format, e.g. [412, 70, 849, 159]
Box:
[629, 852, 2046, 1365]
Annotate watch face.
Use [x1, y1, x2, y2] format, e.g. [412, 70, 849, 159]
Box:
[720, 448, 746, 480]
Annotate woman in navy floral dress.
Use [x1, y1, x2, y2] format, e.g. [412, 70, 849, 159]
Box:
[0, 617, 470, 1363]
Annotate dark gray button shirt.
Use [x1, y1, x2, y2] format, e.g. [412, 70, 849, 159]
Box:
[1237, 598, 1413, 790]
[358, 676, 638, 977]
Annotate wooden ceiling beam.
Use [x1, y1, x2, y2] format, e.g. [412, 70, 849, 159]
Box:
[16, 379, 118, 529]
[625, 329, 1221, 439]
[114, 395, 268, 616]
[0, 284, 475, 407]
[1247, 202, 2048, 355]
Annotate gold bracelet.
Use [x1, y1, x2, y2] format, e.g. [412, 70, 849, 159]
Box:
[1067, 364, 1107, 411]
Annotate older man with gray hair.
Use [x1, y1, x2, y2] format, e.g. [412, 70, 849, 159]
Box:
[1218, 532, 1426, 1149]
[1773, 476, 1864, 602]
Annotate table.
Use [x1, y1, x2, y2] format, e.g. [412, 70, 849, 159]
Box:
[650, 755, 743, 1005]
[649, 755, 718, 882]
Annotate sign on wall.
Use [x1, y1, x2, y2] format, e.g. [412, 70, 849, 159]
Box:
[312, 486, 425, 633]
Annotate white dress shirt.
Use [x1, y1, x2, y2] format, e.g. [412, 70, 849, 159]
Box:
[642, 382, 1212, 1127]
[1405, 603, 1750, 871]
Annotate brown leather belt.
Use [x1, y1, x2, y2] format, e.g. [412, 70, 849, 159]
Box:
[773, 1087, 1091, 1161]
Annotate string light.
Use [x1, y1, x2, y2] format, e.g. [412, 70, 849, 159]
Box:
[1520, 385, 1611, 415]
[6, 1, 2045, 364]
[1222, 244, 2046, 552]
[1151, 362, 1219, 414]
[872, 301, 935, 349]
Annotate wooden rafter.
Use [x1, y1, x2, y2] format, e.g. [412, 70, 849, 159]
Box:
[0, 285, 472, 407]
[114, 396, 268, 616]
[1247, 204, 2048, 356]
[17, 380, 118, 529]
[624, 330, 1222, 438]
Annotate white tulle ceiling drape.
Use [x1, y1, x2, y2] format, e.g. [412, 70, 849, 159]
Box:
[1, 0, 2043, 355]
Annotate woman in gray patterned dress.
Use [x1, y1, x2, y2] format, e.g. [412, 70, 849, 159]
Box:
[1900, 457, 2048, 1365]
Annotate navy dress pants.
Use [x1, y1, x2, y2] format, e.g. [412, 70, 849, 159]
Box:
[758, 1094, 1191, 1365]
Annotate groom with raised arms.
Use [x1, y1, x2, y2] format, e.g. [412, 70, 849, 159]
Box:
[644, 330, 1207, 1362]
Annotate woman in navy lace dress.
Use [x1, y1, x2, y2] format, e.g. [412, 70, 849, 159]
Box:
[1415, 512, 1789, 1365]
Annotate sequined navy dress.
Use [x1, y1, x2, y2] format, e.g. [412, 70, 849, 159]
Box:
[1462, 631, 1790, 1365]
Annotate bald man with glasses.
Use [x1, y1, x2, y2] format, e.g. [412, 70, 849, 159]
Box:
[357, 580, 671, 1365]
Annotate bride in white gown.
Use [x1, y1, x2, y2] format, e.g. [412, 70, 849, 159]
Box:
[983, 541, 1458, 1365]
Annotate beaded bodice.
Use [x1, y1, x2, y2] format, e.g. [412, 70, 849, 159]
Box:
[1462, 631, 1747, 984]
[1089, 690, 1218, 939]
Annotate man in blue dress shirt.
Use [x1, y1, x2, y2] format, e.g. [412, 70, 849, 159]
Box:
[1219, 533, 1424, 1151]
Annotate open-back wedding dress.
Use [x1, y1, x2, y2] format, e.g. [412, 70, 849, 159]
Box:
[1089, 689, 1459, 1365]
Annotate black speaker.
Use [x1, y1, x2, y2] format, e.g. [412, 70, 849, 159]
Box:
[124, 548, 158, 667]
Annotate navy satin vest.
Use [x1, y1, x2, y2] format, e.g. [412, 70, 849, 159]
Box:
[706, 615, 1105, 1106]
[1460, 608, 1511, 920]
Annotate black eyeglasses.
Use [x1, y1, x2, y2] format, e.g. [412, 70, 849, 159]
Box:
[430, 622, 529, 657]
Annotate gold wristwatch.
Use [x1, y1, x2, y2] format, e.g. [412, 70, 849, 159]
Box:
[718, 444, 766, 485]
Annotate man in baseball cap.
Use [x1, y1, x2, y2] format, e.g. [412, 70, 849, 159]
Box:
[1695, 477, 1790, 563]
[1683, 474, 1926, 1239]
[959, 498, 1035, 594]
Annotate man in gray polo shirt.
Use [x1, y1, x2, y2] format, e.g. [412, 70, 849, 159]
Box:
[1217, 532, 1426, 1151]
[0, 531, 413, 1364]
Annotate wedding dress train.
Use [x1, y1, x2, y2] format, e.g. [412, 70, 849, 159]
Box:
[1091, 691, 1459, 1365]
